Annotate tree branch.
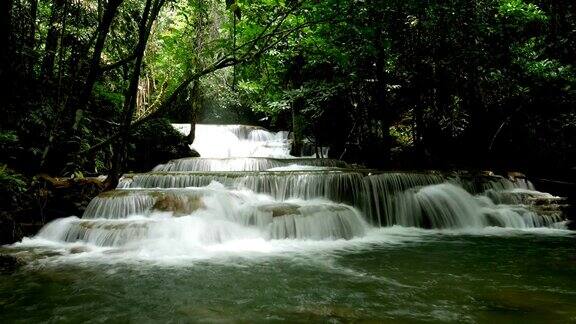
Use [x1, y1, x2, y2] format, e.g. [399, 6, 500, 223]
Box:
[80, 0, 332, 157]
[99, 52, 137, 73]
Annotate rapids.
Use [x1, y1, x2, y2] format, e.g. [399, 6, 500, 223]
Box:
[11, 123, 568, 256]
[2, 123, 574, 323]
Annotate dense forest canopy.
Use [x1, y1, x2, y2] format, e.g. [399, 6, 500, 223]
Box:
[0, 0, 574, 187]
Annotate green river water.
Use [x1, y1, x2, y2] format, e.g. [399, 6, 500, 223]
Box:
[1, 228, 575, 323]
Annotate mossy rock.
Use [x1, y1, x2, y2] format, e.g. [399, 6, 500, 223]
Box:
[0, 254, 25, 273]
[258, 203, 301, 217]
[77, 221, 149, 230]
[152, 194, 205, 216]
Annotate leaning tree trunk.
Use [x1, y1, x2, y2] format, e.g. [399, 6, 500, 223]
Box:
[107, 0, 165, 189]
[72, 0, 124, 132]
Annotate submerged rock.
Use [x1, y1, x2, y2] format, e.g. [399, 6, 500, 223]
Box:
[77, 220, 149, 231]
[69, 246, 90, 254]
[0, 254, 25, 273]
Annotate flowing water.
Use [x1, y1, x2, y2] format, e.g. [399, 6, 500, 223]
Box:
[1, 124, 574, 322]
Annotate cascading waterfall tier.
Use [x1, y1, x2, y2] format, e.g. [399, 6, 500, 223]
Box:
[118, 169, 566, 229]
[173, 124, 291, 158]
[23, 123, 568, 255]
[38, 185, 368, 247]
[386, 183, 563, 228]
[119, 170, 370, 204]
[153, 157, 350, 172]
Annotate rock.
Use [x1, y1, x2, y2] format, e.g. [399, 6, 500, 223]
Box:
[128, 118, 199, 171]
[0, 254, 24, 273]
[152, 194, 205, 216]
[190, 149, 200, 157]
[97, 190, 131, 198]
[69, 246, 90, 254]
[77, 220, 149, 230]
[257, 203, 301, 217]
[257, 203, 352, 218]
[507, 171, 527, 180]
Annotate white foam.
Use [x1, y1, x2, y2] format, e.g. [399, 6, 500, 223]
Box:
[12, 224, 572, 266]
[173, 124, 291, 158]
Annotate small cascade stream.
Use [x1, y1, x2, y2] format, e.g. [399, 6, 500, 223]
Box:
[18, 124, 568, 257]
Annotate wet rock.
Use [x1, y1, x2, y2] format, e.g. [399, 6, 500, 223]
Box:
[69, 246, 90, 254]
[0, 254, 25, 273]
[486, 189, 565, 205]
[190, 149, 200, 157]
[128, 118, 198, 171]
[77, 220, 149, 230]
[258, 203, 353, 218]
[507, 171, 527, 180]
[97, 190, 131, 198]
[152, 194, 205, 216]
[482, 170, 495, 177]
[258, 203, 301, 217]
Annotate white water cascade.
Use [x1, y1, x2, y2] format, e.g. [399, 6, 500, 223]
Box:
[173, 124, 291, 158]
[22, 124, 567, 257]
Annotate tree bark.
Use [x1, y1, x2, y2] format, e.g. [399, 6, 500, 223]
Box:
[186, 81, 199, 145]
[26, 0, 38, 74]
[80, 2, 312, 159]
[41, 0, 65, 81]
[72, 0, 124, 132]
[107, 0, 165, 188]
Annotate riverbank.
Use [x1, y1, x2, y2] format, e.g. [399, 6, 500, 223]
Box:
[0, 174, 105, 244]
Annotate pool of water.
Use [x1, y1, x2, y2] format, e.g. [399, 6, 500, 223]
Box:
[1, 228, 575, 323]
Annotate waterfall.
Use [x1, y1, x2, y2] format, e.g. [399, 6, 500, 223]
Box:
[119, 171, 369, 203]
[387, 183, 563, 228]
[173, 124, 291, 158]
[24, 123, 567, 255]
[153, 157, 349, 172]
[37, 188, 368, 246]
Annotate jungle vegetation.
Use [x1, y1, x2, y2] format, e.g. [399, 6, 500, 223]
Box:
[0, 0, 574, 189]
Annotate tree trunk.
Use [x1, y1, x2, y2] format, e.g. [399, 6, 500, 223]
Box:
[107, 0, 164, 188]
[186, 81, 199, 145]
[72, 0, 124, 132]
[288, 55, 305, 156]
[26, 0, 38, 74]
[42, 0, 123, 172]
[290, 100, 304, 156]
[41, 0, 65, 81]
[375, 48, 392, 165]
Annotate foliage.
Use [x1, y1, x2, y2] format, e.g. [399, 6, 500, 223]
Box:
[231, 0, 576, 169]
[0, 0, 574, 176]
[0, 165, 28, 206]
[129, 118, 193, 168]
